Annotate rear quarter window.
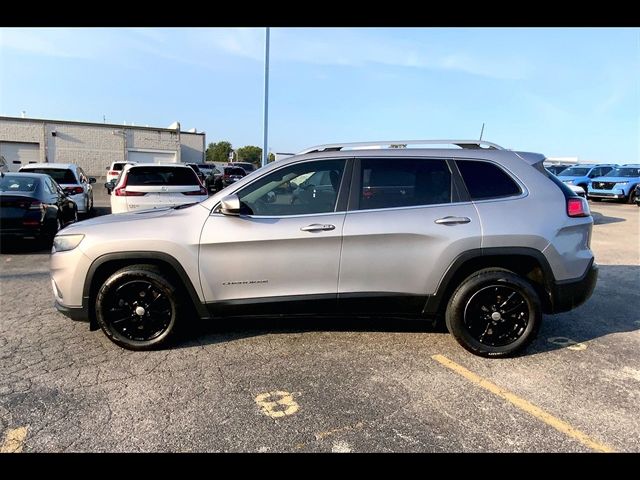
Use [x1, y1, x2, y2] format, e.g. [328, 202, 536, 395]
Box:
[456, 160, 521, 200]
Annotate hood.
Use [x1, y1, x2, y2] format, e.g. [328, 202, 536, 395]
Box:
[61, 207, 175, 233]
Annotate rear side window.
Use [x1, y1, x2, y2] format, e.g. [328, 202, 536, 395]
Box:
[456, 160, 521, 200]
[359, 158, 451, 210]
[126, 167, 199, 186]
[24, 168, 77, 184]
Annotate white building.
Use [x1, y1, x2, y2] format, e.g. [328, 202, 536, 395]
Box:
[0, 116, 205, 176]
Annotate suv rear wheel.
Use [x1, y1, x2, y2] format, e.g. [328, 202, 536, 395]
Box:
[445, 268, 541, 358]
[95, 264, 181, 350]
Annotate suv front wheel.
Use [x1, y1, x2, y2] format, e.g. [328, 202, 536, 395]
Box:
[95, 264, 181, 350]
[445, 269, 541, 358]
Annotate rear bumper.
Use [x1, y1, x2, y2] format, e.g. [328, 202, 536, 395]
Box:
[55, 300, 89, 322]
[0, 225, 43, 238]
[549, 259, 598, 313]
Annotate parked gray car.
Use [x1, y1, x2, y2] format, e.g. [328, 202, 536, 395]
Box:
[51, 140, 597, 357]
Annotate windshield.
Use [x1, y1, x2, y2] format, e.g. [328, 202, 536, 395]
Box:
[0, 176, 39, 192]
[606, 167, 640, 178]
[23, 168, 77, 184]
[559, 167, 590, 176]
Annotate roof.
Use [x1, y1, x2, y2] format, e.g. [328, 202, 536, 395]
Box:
[0, 115, 204, 136]
[1, 171, 53, 179]
[20, 163, 79, 169]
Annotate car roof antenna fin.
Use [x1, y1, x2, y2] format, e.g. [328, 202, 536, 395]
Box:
[479, 122, 485, 141]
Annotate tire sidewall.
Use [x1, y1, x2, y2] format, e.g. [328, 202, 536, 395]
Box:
[446, 271, 541, 358]
[95, 268, 179, 350]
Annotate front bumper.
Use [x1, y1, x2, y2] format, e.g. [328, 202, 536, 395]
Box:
[549, 259, 598, 313]
[587, 188, 626, 199]
[54, 300, 89, 322]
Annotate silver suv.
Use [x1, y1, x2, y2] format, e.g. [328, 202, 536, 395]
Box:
[50, 140, 597, 357]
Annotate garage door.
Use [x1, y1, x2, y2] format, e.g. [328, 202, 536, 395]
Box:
[0, 142, 40, 171]
[128, 150, 177, 164]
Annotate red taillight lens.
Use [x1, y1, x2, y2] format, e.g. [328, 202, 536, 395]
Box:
[109, 170, 118, 175]
[567, 197, 589, 217]
[22, 219, 40, 226]
[28, 200, 43, 210]
[65, 186, 84, 195]
[183, 186, 207, 195]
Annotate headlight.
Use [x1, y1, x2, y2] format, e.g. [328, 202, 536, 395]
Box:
[563, 180, 574, 185]
[615, 181, 629, 185]
[52, 234, 85, 253]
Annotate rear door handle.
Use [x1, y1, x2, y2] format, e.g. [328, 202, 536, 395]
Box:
[300, 224, 336, 232]
[434, 216, 471, 225]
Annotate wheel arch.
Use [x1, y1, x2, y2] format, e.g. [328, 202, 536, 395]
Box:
[423, 247, 555, 317]
[83, 251, 209, 330]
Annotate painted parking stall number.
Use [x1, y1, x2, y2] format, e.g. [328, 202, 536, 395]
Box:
[255, 391, 300, 419]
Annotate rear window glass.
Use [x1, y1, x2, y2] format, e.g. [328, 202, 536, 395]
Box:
[23, 168, 77, 184]
[225, 167, 246, 176]
[112, 163, 128, 171]
[126, 166, 199, 186]
[0, 176, 39, 192]
[456, 160, 521, 200]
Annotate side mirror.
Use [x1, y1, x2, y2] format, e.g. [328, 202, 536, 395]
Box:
[220, 194, 241, 216]
[89, 177, 97, 184]
[104, 182, 113, 194]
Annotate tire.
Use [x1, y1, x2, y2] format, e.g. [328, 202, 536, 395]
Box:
[95, 264, 181, 350]
[445, 268, 541, 358]
[627, 189, 637, 205]
[41, 216, 61, 247]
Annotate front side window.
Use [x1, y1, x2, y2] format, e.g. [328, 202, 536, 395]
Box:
[358, 158, 451, 210]
[236, 159, 345, 216]
[456, 160, 521, 200]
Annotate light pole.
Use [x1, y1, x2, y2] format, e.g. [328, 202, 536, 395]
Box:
[261, 27, 270, 168]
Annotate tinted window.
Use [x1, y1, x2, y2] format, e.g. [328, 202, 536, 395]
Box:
[359, 158, 451, 210]
[607, 167, 640, 178]
[0, 176, 39, 192]
[457, 160, 521, 200]
[237, 159, 345, 216]
[126, 166, 199, 186]
[559, 167, 590, 176]
[24, 168, 77, 184]
[112, 163, 127, 171]
[225, 167, 246, 176]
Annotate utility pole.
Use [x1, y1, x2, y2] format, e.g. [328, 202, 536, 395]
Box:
[262, 27, 270, 168]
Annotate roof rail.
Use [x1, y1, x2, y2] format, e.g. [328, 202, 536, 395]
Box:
[297, 139, 505, 155]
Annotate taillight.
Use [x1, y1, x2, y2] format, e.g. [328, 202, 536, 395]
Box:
[28, 200, 43, 210]
[183, 186, 207, 195]
[113, 173, 146, 196]
[109, 170, 118, 176]
[567, 197, 590, 217]
[65, 186, 84, 195]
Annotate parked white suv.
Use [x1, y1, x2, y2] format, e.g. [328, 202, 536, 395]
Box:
[51, 140, 597, 357]
[106, 161, 136, 184]
[20, 163, 95, 214]
[109, 163, 208, 214]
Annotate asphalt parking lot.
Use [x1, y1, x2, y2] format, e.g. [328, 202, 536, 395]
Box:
[0, 187, 638, 453]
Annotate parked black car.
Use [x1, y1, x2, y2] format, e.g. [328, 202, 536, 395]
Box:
[229, 162, 257, 173]
[0, 172, 78, 245]
[206, 166, 246, 193]
[186, 163, 206, 184]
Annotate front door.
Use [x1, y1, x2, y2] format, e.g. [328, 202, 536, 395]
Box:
[199, 158, 350, 315]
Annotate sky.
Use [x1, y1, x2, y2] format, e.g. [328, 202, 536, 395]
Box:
[0, 27, 638, 163]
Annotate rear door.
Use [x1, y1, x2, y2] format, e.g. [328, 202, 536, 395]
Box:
[338, 157, 481, 314]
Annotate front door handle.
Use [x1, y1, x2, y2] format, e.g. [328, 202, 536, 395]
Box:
[300, 224, 336, 232]
[434, 216, 471, 225]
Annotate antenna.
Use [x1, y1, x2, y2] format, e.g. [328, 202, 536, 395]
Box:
[479, 123, 485, 141]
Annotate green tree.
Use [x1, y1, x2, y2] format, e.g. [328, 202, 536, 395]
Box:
[236, 145, 262, 167]
[206, 141, 233, 163]
[268, 152, 275, 163]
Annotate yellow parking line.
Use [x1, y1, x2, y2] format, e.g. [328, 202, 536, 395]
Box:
[1, 427, 28, 453]
[431, 354, 614, 453]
